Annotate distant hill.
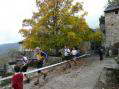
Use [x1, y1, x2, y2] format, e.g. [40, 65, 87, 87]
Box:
[0, 43, 20, 65]
[0, 43, 20, 55]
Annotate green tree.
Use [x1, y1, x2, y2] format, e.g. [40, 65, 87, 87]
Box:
[19, 0, 99, 50]
[108, 0, 119, 6]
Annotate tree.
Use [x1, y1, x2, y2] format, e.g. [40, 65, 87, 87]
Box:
[108, 0, 119, 6]
[19, 0, 99, 50]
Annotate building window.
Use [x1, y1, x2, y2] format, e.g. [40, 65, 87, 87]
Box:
[115, 11, 118, 14]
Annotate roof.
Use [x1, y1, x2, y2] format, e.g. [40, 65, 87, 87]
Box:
[105, 5, 119, 13]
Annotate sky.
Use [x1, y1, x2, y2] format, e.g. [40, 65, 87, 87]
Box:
[0, 0, 107, 44]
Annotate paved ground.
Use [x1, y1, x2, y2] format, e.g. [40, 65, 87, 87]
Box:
[24, 56, 118, 89]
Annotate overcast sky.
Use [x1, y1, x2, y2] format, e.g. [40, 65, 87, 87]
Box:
[0, 0, 107, 44]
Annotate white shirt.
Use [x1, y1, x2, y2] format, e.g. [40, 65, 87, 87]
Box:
[71, 50, 78, 56]
[21, 56, 28, 65]
[64, 48, 70, 56]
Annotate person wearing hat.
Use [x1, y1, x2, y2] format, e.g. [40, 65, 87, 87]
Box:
[34, 47, 48, 85]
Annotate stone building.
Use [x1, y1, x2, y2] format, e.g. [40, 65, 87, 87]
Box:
[103, 5, 119, 47]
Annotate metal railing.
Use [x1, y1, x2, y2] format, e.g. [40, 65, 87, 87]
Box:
[0, 53, 90, 88]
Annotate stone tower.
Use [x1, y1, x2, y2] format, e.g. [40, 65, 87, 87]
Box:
[104, 5, 119, 47]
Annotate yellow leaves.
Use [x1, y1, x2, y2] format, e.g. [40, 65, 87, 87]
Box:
[67, 31, 82, 46]
[78, 17, 89, 32]
[64, 16, 89, 33]
[46, 0, 64, 9]
[88, 33, 94, 41]
[65, 16, 76, 25]
[67, 32, 76, 39]
[46, 0, 54, 8]
[71, 2, 83, 13]
[57, 0, 64, 2]
[89, 31, 103, 42]
[19, 29, 30, 37]
[20, 0, 90, 49]
[94, 32, 103, 41]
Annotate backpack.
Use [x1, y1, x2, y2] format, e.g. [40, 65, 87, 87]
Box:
[36, 52, 48, 61]
[41, 52, 48, 59]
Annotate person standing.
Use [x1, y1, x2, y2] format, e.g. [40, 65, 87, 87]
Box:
[34, 47, 48, 85]
[97, 46, 104, 62]
[71, 47, 78, 64]
[20, 53, 30, 83]
[109, 49, 112, 57]
[11, 64, 23, 89]
[71, 47, 78, 58]
[63, 46, 72, 68]
[64, 46, 71, 60]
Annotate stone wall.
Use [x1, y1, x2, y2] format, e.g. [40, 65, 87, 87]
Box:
[105, 10, 119, 47]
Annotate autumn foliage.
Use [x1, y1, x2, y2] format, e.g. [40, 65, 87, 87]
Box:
[19, 0, 103, 50]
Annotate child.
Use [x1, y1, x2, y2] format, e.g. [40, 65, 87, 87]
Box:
[11, 64, 24, 89]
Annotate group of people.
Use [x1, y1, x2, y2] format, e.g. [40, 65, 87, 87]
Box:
[11, 45, 106, 89]
[11, 46, 81, 89]
[62, 46, 81, 68]
[10, 45, 106, 89]
[64, 46, 80, 59]
[63, 46, 80, 60]
[11, 47, 48, 89]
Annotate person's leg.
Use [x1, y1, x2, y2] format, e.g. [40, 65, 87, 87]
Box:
[34, 72, 41, 85]
[41, 69, 48, 80]
[24, 74, 30, 83]
[101, 54, 103, 61]
[66, 56, 72, 68]
[99, 54, 103, 63]
[21, 65, 30, 83]
[72, 56, 78, 65]
[67, 61, 71, 68]
[34, 61, 43, 85]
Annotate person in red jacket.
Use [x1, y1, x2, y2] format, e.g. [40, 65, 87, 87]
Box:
[11, 64, 24, 89]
